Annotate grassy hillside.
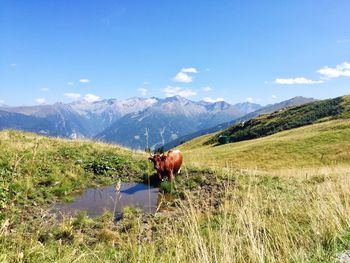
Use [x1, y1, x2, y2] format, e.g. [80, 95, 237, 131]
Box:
[2, 129, 350, 262]
[207, 95, 350, 145]
[178, 119, 350, 171]
[163, 96, 316, 150]
[0, 130, 152, 214]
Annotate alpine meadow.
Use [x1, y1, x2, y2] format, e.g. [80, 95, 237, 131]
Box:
[1, 1, 350, 263]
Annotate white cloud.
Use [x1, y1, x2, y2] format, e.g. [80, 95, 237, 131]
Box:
[173, 72, 193, 83]
[143, 81, 149, 85]
[64, 93, 81, 99]
[35, 98, 46, 104]
[79, 79, 90, 83]
[271, 95, 277, 99]
[137, 88, 148, 96]
[181, 67, 198, 73]
[0, 100, 5, 104]
[67, 82, 74, 86]
[10, 63, 16, 67]
[173, 67, 198, 83]
[202, 86, 212, 92]
[274, 77, 324, 85]
[317, 62, 350, 79]
[84, 93, 101, 102]
[163, 86, 196, 97]
[246, 97, 254, 103]
[205, 68, 211, 72]
[202, 97, 225, 103]
[40, 87, 49, 92]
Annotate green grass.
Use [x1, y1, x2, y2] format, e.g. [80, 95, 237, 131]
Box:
[178, 119, 350, 171]
[2, 126, 350, 262]
[0, 129, 152, 217]
[207, 95, 349, 145]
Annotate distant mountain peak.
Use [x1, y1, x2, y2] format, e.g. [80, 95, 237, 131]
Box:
[163, 95, 189, 103]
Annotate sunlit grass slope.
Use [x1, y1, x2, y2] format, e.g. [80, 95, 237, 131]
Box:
[207, 95, 350, 145]
[0, 129, 151, 213]
[178, 119, 350, 171]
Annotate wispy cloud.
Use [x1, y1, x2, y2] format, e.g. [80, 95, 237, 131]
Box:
[181, 67, 198, 73]
[79, 79, 90, 83]
[246, 97, 254, 103]
[64, 93, 81, 99]
[202, 86, 212, 92]
[35, 98, 46, 104]
[10, 63, 16, 67]
[202, 97, 224, 103]
[84, 93, 101, 102]
[67, 82, 74, 86]
[0, 100, 5, 104]
[137, 88, 148, 96]
[337, 39, 350, 44]
[163, 86, 196, 97]
[173, 67, 198, 83]
[273, 62, 350, 85]
[40, 87, 49, 92]
[271, 95, 277, 99]
[274, 77, 323, 85]
[317, 62, 350, 79]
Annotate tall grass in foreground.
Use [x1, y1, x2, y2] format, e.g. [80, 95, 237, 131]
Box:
[2, 167, 350, 262]
[130, 167, 350, 263]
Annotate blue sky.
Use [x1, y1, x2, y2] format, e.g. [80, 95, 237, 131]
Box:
[1, 0, 350, 106]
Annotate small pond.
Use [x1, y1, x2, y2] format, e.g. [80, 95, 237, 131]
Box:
[51, 183, 160, 220]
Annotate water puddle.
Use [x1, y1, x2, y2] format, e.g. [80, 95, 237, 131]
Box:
[51, 183, 160, 220]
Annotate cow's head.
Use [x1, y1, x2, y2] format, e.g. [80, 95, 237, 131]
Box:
[148, 153, 167, 171]
[148, 154, 161, 170]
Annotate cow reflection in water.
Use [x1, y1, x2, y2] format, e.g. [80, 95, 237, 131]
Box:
[148, 150, 183, 181]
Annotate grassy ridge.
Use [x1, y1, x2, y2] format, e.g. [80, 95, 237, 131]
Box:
[207, 95, 349, 145]
[178, 119, 350, 170]
[0, 130, 152, 216]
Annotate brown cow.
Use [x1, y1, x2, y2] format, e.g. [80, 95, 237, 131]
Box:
[148, 150, 183, 181]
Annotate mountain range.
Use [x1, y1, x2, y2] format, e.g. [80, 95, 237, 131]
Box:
[95, 96, 261, 149]
[163, 96, 316, 149]
[0, 96, 314, 149]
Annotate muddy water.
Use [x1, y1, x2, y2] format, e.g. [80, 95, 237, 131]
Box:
[51, 183, 159, 219]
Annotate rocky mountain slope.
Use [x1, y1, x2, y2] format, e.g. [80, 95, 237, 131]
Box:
[0, 96, 260, 148]
[95, 96, 261, 149]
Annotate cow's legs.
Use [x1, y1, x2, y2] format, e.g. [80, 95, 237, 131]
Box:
[168, 170, 174, 181]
